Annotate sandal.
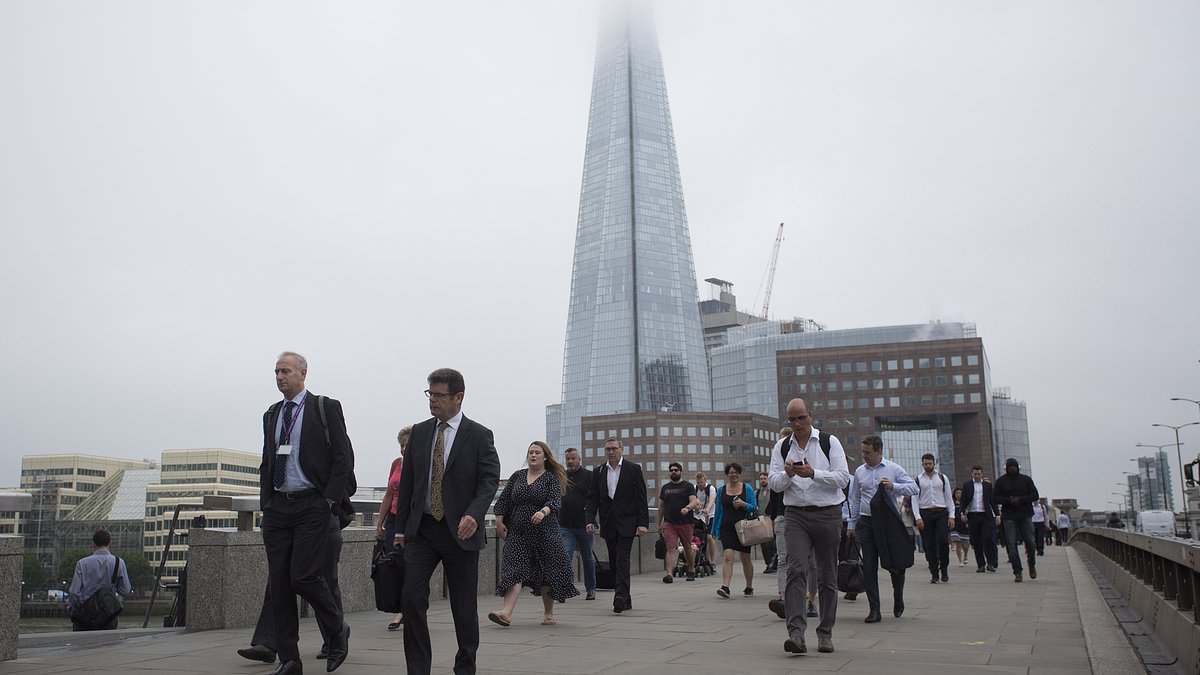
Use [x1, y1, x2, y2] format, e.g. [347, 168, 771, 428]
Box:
[486, 611, 511, 627]
[541, 617, 556, 625]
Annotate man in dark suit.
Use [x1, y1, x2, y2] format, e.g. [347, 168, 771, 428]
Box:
[259, 351, 353, 674]
[585, 438, 648, 614]
[394, 368, 500, 675]
[958, 465, 999, 573]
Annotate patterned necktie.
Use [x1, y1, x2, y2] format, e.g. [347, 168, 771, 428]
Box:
[430, 421, 449, 521]
[272, 401, 297, 490]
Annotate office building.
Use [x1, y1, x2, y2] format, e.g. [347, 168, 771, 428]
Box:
[547, 2, 711, 454]
[1128, 451, 1174, 512]
[992, 388, 1032, 475]
[579, 411, 780, 506]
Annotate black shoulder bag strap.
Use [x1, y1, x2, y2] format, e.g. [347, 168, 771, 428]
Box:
[110, 557, 122, 588]
[317, 395, 331, 446]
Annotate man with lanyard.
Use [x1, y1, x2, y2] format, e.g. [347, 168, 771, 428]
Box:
[914, 453, 956, 584]
[768, 398, 850, 656]
[847, 435, 919, 623]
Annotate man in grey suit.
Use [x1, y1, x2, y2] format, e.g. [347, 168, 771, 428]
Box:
[394, 368, 500, 675]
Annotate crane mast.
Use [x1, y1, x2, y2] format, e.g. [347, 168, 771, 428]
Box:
[760, 222, 784, 318]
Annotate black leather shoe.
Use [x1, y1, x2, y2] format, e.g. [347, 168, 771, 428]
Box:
[893, 601, 904, 618]
[930, 575, 939, 584]
[317, 645, 328, 659]
[976, 566, 986, 573]
[940, 569, 949, 582]
[238, 645, 277, 664]
[612, 603, 623, 614]
[864, 612, 881, 623]
[272, 661, 302, 675]
[325, 622, 349, 672]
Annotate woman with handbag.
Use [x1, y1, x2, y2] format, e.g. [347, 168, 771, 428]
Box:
[712, 462, 757, 599]
[374, 425, 411, 630]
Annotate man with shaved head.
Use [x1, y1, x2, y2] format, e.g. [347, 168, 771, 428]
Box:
[768, 398, 850, 656]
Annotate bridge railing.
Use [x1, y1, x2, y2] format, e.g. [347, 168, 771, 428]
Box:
[1072, 526, 1200, 673]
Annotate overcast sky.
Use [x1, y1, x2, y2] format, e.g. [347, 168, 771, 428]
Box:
[2, 1, 1197, 514]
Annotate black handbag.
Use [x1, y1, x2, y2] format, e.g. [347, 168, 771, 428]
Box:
[654, 534, 666, 560]
[70, 558, 124, 628]
[837, 538, 865, 594]
[371, 541, 405, 613]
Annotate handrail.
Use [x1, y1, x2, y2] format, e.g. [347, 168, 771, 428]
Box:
[1073, 526, 1200, 624]
[142, 502, 204, 628]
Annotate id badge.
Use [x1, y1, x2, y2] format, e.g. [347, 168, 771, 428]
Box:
[277, 444, 293, 456]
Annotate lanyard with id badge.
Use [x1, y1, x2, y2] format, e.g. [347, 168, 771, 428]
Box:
[277, 396, 307, 458]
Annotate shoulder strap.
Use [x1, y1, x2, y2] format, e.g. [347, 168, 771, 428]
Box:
[110, 558, 122, 584]
[818, 431, 831, 460]
[778, 433, 792, 462]
[317, 395, 331, 446]
[940, 473, 947, 490]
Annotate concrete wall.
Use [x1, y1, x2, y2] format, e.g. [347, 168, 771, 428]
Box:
[0, 536, 22, 661]
[186, 523, 666, 631]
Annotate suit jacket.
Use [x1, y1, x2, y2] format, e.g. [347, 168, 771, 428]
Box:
[870, 488, 914, 572]
[586, 460, 649, 538]
[259, 392, 354, 516]
[958, 479, 997, 519]
[393, 414, 500, 552]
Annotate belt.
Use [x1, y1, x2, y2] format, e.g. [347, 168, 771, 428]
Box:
[923, 507, 947, 513]
[787, 504, 840, 512]
[277, 488, 320, 499]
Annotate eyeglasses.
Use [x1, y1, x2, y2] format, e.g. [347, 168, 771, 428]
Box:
[787, 415, 810, 422]
[424, 390, 456, 399]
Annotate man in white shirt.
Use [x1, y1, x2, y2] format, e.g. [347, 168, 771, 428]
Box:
[1031, 498, 1048, 556]
[768, 399, 850, 656]
[915, 453, 955, 584]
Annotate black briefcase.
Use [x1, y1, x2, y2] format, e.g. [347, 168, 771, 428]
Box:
[371, 541, 405, 613]
[593, 551, 615, 590]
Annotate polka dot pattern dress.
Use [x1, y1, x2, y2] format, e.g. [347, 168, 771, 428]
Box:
[494, 469, 580, 602]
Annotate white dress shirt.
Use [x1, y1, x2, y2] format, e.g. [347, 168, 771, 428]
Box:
[968, 480, 985, 513]
[767, 428, 850, 507]
[606, 458, 623, 498]
[916, 471, 956, 520]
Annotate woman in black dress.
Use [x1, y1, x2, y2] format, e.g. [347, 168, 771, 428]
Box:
[712, 462, 757, 599]
[487, 441, 578, 627]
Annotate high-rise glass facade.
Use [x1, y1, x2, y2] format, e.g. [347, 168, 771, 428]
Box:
[547, 4, 711, 453]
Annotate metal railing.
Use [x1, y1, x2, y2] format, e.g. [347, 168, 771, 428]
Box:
[1073, 527, 1200, 624]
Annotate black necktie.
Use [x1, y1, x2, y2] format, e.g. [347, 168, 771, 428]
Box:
[272, 401, 297, 490]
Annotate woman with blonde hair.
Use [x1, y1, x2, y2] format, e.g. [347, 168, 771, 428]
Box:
[375, 425, 411, 630]
[488, 441, 578, 626]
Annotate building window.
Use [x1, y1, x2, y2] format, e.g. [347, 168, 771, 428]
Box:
[632, 446, 642, 455]
[856, 362, 868, 373]
[700, 427, 710, 437]
[811, 364, 823, 375]
[714, 444, 724, 453]
[646, 462, 656, 471]
[951, 356, 962, 367]
[828, 400, 839, 410]
[840, 363, 852, 373]
[970, 392, 983, 403]
[918, 358, 930, 368]
[871, 360, 883, 372]
[968, 373, 980, 385]
[844, 399, 854, 409]
[674, 444, 683, 453]
[888, 378, 899, 389]
[858, 398, 870, 409]
[857, 380, 868, 391]
[934, 357, 946, 367]
[953, 374, 964, 385]
[796, 365, 806, 375]
[935, 376, 948, 386]
[887, 360, 898, 370]
[954, 393, 966, 404]
[645, 427, 653, 437]
[904, 377, 915, 388]
[937, 394, 949, 405]
[780, 366, 793, 376]
[890, 396, 901, 407]
[903, 359, 914, 369]
[673, 427, 684, 436]
[660, 427, 669, 436]
[688, 462, 698, 472]
[967, 355, 979, 366]
[688, 444, 698, 454]
[687, 427, 697, 436]
[797, 383, 807, 393]
[827, 381, 837, 392]
[904, 396, 917, 407]
[843, 380, 853, 391]
[701, 444, 710, 454]
[874, 397, 885, 408]
[633, 428, 642, 437]
[647, 479, 656, 489]
[827, 363, 837, 374]
[920, 377, 931, 387]
[921, 395, 933, 406]
[702, 461, 711, 471]
[621, 429, 629, 438]
[873, 379, 883, 390]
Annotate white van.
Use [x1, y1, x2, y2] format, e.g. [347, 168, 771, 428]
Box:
[1135, 510, 1176, 536]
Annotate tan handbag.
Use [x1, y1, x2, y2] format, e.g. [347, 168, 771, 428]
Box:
[735, 515, 774, 547]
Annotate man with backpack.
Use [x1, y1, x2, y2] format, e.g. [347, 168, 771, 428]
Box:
[768, 398, 850, 656]
[67, 528, 131, 631]
[914, 453, 956, 584]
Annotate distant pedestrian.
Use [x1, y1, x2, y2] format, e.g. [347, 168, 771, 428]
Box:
[559, 448, 597, 601]
[756, 471, 777, 573]
[958, 466, 999, 573]
[1031, 498, 1048, 556]
[915, 453, 955, 584]
[713, 462, 757, 599]
[950, 488, 971, 566]
[489, 442, 578, 627]
[374, 425, 410, 631]
[848, 435, 918, 623]
[1056, 511, 1071, 543]
[1106, 512, 1125, 529]
[658, 462, 700, 582]
[67, 528, 131, 631]
[768, 398, 850, 656]
[992, 458, 1040, 583]
[694, 472, 717, 563]
[585, 437, 649, 614]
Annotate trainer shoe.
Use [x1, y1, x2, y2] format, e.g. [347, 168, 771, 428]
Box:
[662, 575, 673, 584]
[783, 637, 807, 654]
[817, 635, 834, 653]
[743, 587, 754, 597]
[717, 586, 730, 598]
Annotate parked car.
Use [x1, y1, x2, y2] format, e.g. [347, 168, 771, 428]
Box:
[1135, 510, 1175, 535]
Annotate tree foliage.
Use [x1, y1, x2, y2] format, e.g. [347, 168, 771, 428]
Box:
[22, 552, 47, 589]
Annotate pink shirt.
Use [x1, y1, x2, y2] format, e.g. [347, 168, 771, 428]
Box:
[388, 457, 403, 514]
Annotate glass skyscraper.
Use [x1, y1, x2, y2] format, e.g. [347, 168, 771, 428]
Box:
[547, 3, 711, 454]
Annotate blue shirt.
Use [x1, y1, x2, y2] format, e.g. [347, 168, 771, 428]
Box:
[275, 389, 315, 492]
[67, 549, 131, 613]
[848, 459, 918, 529]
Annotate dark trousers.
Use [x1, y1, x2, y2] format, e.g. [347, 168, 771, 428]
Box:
[602, 530, 635, 608]
[1033, 522, 1046, 555]
[252, 513, 343, 650]
[72, 615, 118, 631]
[855, 516, 905, 615]
[402, 514, 480, 675]
[261, 493, 344, 664]
[783, 505, 841, 640]
[966, 512, 998, 569]
[1002, 517, 1037, 574]
[761, 536, 777, 568]
[919, 508, 950, 576]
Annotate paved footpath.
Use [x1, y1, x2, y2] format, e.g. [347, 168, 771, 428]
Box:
[3, 545, 1142, 675]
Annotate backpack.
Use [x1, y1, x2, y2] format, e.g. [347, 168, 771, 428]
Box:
[268, 395, 358, 525]
[766, 431, 832, 519]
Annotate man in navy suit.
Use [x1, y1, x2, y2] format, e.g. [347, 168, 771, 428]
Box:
[958, 465, 999, 573]
[394, 368, 500, 675]
[259, 351, 353, 674]
[586, 438, 649, 614]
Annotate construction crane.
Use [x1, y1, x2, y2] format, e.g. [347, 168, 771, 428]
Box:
[760, 222, 784, 318]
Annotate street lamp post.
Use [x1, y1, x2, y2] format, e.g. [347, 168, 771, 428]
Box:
[1153, 418, 1200, 539]
[1135, 443, 1177, 510]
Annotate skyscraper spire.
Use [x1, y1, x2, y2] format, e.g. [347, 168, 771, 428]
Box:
[548, 2, 710, 452]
